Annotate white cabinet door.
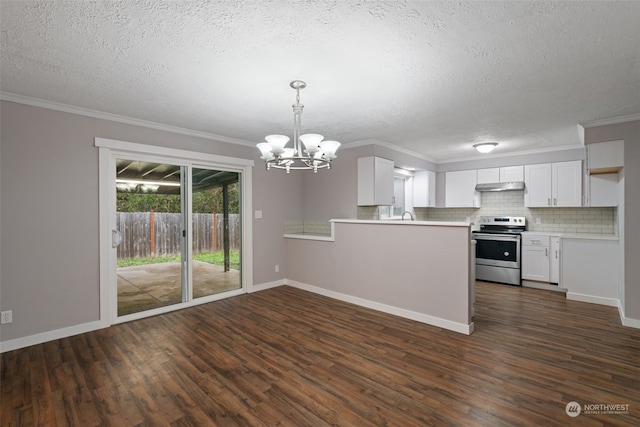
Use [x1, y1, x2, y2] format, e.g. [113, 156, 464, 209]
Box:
[524, 163, 552, 207]
[522, 245, 550, 282]
[357, 156, 394, 205]
[550, 237, 560, 284]
[500, 166, 524, 182]
[552, 161, 582, 207]
[476, 168, 499, 184]
[588, 140, 623, 173]
[445, 170, 480, 207]
[413, 170, 436, 207]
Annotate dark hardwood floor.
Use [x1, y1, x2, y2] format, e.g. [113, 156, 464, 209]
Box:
[2, 282, 640, 426]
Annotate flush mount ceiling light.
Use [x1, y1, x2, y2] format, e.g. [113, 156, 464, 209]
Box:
[256, 80, 340, 173]
[473, 142, 498, 154]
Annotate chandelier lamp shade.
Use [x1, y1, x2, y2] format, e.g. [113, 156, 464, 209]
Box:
[256, 80, 340, 173]
[473, 142, 498, 154]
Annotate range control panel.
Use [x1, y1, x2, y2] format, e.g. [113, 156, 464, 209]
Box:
[478, 216, 526, 226]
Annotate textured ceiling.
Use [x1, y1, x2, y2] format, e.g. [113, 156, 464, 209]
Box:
[1, 0, 639, 161]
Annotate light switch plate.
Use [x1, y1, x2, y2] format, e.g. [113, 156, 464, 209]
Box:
[255, 210, 263, 219]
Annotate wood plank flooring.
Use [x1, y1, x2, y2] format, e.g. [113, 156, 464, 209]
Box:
[2, 282, 640, 426]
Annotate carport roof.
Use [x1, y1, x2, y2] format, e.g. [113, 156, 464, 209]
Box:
[116, 159, 238, 194]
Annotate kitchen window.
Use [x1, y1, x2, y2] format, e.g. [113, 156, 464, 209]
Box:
[380, 169, 414, 219]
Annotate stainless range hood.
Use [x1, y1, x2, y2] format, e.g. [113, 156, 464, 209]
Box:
[475, 182, 525, 192]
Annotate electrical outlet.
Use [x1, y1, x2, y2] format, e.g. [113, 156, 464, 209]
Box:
[275, 264, 279, 273]
[1, 310, 12, 324]
[536, 217, 542, 225]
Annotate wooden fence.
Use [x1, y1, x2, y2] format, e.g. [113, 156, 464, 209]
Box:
[117, 212, 239, 259]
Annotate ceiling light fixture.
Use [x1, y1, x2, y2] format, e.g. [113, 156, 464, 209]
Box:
[474, 142, 498, 154]
[256, 80, 340, 173]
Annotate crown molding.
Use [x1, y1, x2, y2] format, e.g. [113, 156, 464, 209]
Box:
[0, 92, 255, 147]
[436, 143, 585, 164]
[581, 113, 640, 128]
[342, 138, 438, 163]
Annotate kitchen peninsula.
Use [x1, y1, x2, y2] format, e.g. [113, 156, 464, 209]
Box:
[285, 220, 474, 334]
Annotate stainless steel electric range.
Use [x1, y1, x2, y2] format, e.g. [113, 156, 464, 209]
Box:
[472, 216, 526, 286]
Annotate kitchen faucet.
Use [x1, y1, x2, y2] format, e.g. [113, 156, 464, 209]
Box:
[402, 211, 415, 221]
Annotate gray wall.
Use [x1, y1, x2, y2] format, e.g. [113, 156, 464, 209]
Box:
[286, 222, 472, 330]
[585, 120, 640, 319]
[0, 100, 299, 342]
[300, 144, 436, 221]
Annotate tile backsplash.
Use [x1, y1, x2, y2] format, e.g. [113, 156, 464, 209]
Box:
[284, 220, 332, 236]
[415, 191, 616, 234]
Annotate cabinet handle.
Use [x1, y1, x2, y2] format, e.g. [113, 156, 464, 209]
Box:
[547, 198, 551, 206]
[545, 248, 548, 257]
[554, 197, 557, 206]
[555, 250, 559, 259]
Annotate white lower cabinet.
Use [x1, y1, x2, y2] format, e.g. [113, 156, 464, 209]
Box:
[521, 234, 560, 285]
[549, 237, 560, 284]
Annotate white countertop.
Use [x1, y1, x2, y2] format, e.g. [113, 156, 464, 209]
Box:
[521, 231, 618, 241]
[331, 219, 471, 227]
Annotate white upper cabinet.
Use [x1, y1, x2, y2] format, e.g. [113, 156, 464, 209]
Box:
[413, 170, 436, 207]
[500, 166, 524, 182]
[477, 166, 523, 184]
[445, 169, 480, 207]
[524, 161, 582, 207]
[357, 156, 394, 206]
[476, 168, 500, 184]
[586, 140, 623, 207]
[588, 140, 623, 174]
[524, 163, 552, 207]
[552, 161, 582, 207]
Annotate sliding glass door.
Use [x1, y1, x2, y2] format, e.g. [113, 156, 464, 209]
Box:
[192, 168, 242, 299]
[112, 158, 243, 320]
[115, 159, 187, 317]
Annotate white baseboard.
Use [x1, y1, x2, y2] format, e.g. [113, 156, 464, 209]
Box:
[0, 320, 107, 353]
[617, 303, 640, 329]
[286, 279, 473, 335]
[566, 292, 620, 307]
[249, 278, 286, 293]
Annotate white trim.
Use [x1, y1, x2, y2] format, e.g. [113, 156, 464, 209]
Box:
[581, 113, 640, 128]
[283, 234, 335, 242]
[98, 148, 112, 329]
[617, 302, 640, 329]
[566, 292, 620, 307]
[341, 137, 587, 165]
[95, 138, 254, 167]
[342, 138, 437, 163]
[248, 279, 286, 293]
[2, 92, 254, 147]
[97, 138, 253, 326]
[285, 279, 473, 335]
[0, 320, 106, 353]
[437, 144, 584, 164]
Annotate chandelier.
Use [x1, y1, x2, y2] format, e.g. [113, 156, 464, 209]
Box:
[256, 80, 340, 173]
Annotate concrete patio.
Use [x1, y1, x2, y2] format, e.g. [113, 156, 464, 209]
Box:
[117, 260, 240, 316]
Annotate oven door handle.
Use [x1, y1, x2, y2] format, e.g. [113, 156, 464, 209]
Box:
[473, 233, 521, 241]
